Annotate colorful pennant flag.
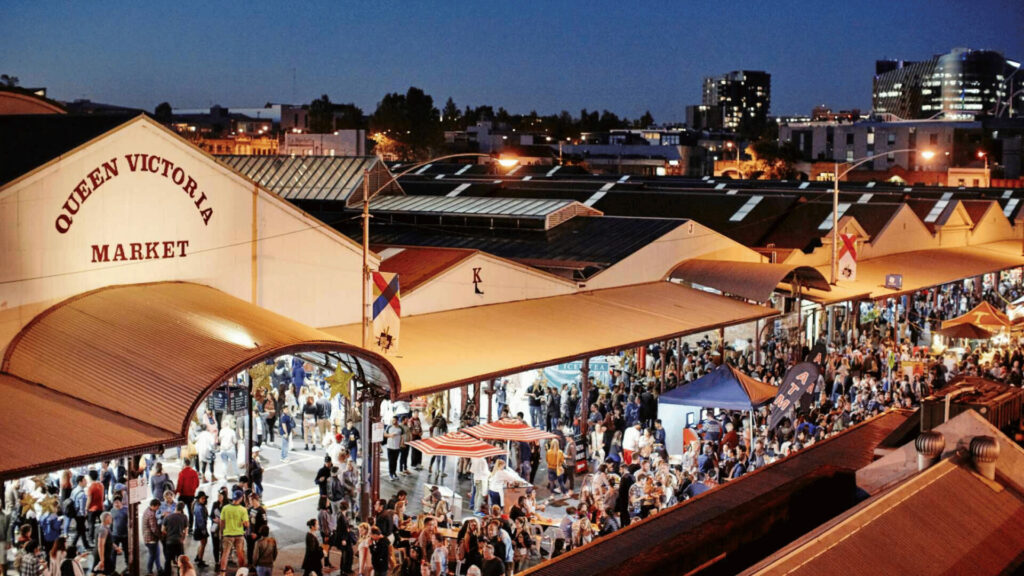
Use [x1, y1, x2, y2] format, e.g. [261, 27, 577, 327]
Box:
[838, 233, 857, 281]
[372, 271, 400, 355]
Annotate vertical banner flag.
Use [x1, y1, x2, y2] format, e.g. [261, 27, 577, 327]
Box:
[372, 271, 400, 355]
[767, 361, 821, 431]
[838, 233, 857, 281]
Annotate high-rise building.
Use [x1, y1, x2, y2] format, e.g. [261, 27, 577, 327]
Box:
[873, 47, 1022, 120]
[701, 70, 771, 135]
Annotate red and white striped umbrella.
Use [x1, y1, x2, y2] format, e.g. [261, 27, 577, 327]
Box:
[406, 431, 506, 459]
[463, 417, 559, 442]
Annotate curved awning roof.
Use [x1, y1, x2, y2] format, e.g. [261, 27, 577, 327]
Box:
[323, 281, 778, 399]
[0, 282, 398, 480]
[669, 260, 830, 302]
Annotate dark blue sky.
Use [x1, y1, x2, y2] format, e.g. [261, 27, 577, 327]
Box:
[2, 0, 1021, 122]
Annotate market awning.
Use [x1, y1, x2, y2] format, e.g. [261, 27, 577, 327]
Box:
[0, 281, 398, 480]
[322, 281, 778, 399]
[669, 260, 830, 302]
[791, 241, 1024, 305]
[659, 364, 778, 410]
[941, 301, 1009, 332]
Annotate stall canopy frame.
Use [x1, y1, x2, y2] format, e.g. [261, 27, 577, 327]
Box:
[0, 281, 399, 481]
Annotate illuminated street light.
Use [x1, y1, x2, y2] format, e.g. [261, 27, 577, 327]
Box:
[830, 148, 934, 285]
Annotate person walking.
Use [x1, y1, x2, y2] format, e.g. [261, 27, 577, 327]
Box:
[302, 396, 319, 451]
[161, 502, 188, 576]
[252, 525, 278, 576]
[384, 417, 403, 481]
[92, 512, 118, 575]
[218, 491, 249, 574]
[142, 499, 162, 576]
[301, 519, 324, 576]
[279, 406, 295, 462]
[175, 460, 199, 531]
[191, 492, 210, 569]
[219, 421, 240, 481]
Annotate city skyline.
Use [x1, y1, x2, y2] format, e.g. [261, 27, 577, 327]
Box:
[1, 0, 1021, 122]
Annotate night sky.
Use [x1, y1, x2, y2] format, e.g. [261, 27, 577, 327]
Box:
[2, 0, 1021, 122]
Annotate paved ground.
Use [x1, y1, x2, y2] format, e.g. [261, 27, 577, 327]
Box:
[130, 437, 575, 575]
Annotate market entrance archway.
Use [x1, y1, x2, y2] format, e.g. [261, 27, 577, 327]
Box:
[0, 281, 399, 481]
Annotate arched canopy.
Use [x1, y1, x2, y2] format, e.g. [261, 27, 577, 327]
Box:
[0, 281, 398, 480]
[669, 259, 831, 302]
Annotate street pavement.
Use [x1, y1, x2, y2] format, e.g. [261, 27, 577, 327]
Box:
[141, 437, 574, 575]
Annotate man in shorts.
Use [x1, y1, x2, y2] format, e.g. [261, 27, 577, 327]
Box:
[218, 490, 250, 574]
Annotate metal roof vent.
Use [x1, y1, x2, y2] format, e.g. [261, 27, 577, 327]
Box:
[915, 430, 946, 471]
[969, 435, 1000, 480]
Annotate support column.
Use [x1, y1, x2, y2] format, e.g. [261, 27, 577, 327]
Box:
[718, 326, 726, 363]
[754, 318, 761, 366]
[579, 358, 591, 436]
[246, 373, 254, 477]
[487, 379, 495, 423]
[127, 454, 142, 576]
[675, 337, 683, 382]
[473, 382, 481, 420]
[659, 343, 668, 393]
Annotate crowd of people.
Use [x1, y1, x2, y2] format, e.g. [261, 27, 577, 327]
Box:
[4, 274, 1024, 576]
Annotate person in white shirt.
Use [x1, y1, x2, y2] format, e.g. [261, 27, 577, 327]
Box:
[622, 422, 641, 465]
[218, 420, 240, 480]
[470, 457, 491, 513]
[487, 459, 525, 510]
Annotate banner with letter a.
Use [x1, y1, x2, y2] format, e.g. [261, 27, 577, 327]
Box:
[767, 361, 820, 432]
[838, 233, 857, 281]
[372, 271, 400, 355]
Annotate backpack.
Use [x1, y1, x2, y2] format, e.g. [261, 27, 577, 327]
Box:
[329, 477, 346, 501]
[62, 496, 77, 518]
[41, 514, 62, 542]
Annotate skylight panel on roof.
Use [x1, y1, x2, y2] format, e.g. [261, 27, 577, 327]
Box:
[819, 203, 851, 230]
[618, 175, 630, 183]
[455, 164, 472, 176]
[545, 165, 561, 177]
[866, 182, 876, 188]
[924, 192, 953, 223]
[904, 187, 913, 192]
[799, 182, 810, 189]
[1004, 198, 1019, 218]
[435, 174, 445, 180]
[726, 189, 738, 195]
[414, 163, 432, 175]
[446, 183, 471, 197]
[599, 182, 615, 192]
[715, 183, 727, 190]
[584, 191, 607, 207]
[858, 193, 874, 204]
[1004, 190, 1013, 199]
[522, 176, 532, 181]
[729, 195, 763, 222]
[506, 166, 522, 176]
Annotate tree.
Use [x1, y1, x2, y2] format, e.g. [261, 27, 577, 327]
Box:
[369, 87, 442, 160]
[0, 74, 19, 87]
[332, 103, 365, 130]
[308, 94, 335, 133]
[750, 138, 802, 180]
[636, 110, 655, 128]
[441, 97, 462, 130]
[154, 102, 172, 122]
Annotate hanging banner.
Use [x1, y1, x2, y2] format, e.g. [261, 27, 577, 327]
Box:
[372, 271, 400, 355]
[767, 362, 820, 431]
[838, 233, 857, 281]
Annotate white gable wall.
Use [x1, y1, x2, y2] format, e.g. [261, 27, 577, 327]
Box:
[402, 253, 576, 316]
[969, 203, 1016, 245]
[584, 220, 763, 290]
[0, 116, 371, 352]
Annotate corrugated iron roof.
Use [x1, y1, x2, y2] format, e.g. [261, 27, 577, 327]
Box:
[522, 410, 912, 576]
[323, 281, 778, 399]
[370, 195, 597, 219]
[0, 282, 399, 479]
[745, 459, 1024, 576]
[379, 248, 476, 293]
[0, 374, 178, 480]
[219, 155, 397, 204]
[670, 260, 830, 302]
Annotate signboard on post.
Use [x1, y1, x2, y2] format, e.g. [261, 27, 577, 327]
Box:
[372, 421, 384, 443]
[885, 274, 903, 290]
[206, 386, 248, 413]
[128, 478, 147, 504]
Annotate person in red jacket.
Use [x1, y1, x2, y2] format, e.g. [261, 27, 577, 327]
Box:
[176, 458, 201, 531]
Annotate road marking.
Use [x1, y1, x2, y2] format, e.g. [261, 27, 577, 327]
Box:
[264, 454, 318, 472]
[259, 482, 301, 494]
[265, 488, 319, 509]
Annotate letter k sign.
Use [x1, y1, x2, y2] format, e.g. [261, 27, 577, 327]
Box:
[473, 267, 484, 295]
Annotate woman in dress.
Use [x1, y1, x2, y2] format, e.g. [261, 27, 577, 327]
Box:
[356, 522, 373, 576]
[301, 518, 324, 576]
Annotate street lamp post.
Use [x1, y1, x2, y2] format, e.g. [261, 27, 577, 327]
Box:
[830, 148, 935, 284]
[359, 152, 517, 347]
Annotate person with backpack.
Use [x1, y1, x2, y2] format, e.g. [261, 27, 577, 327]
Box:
[191, 491, 210, 569]
[39, 508, 62, 560]
[252, 525, 278, 576]
[327, 467, 348, 515]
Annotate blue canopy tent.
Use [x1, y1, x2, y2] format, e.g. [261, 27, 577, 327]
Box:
[658, 364, 777, 454]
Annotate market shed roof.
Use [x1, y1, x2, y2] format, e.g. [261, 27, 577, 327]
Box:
[323, 281, 777, 398]
[670, 259, 829, 302]
[219, 154, 401, 206]
[0, 282, 398, 480]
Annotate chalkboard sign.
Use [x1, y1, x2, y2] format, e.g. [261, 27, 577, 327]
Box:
[207, 386, 249, 413]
